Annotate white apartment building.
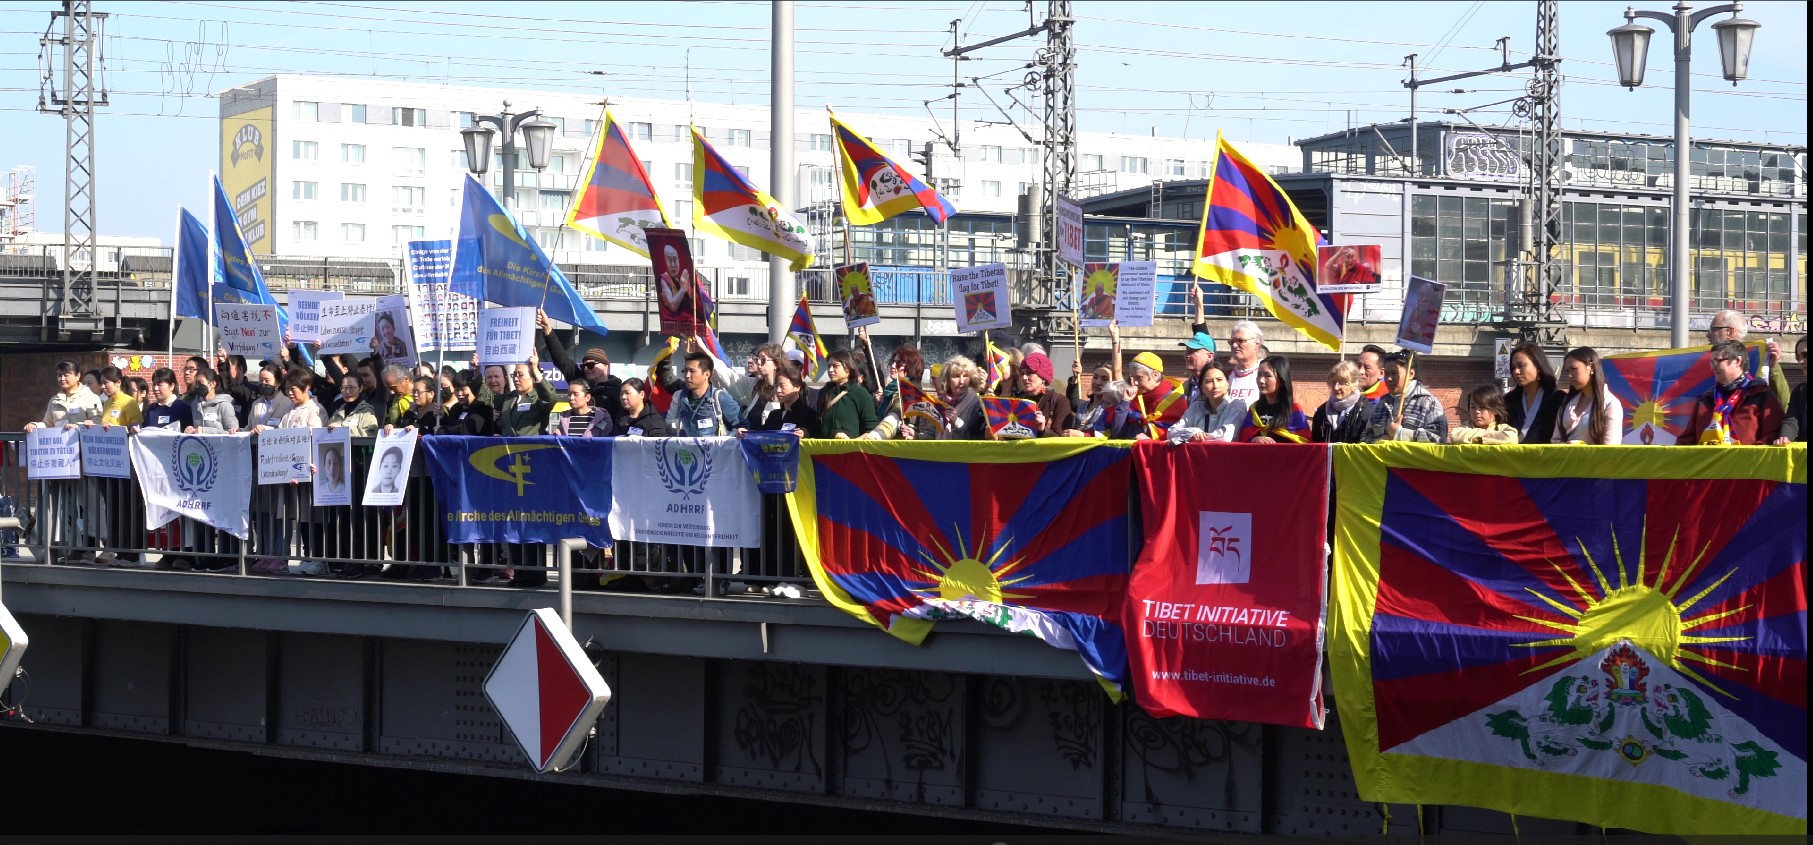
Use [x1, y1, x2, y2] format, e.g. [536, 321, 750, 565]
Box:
[219, 75, 1296, 289]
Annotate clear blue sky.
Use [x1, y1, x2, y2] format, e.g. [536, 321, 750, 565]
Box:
[2, 0, 1805, 241]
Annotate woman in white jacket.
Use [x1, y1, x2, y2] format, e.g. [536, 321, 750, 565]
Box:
[1170, 362, 1248, 443]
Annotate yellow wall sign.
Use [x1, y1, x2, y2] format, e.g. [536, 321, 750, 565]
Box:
[220, 105, 275, 253]
[0, 604, 26, 700]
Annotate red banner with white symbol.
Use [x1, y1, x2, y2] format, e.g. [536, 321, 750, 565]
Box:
[1123, 441, 1329, 727]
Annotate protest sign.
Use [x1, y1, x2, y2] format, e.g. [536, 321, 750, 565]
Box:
[256, 427, 313, 485]
[405, 239, 478, 353]
[216, 302, 281, 359]
[312, 428, 353, 507]
[1056, 194, 1084, 269]
[647, 227, 703, 337]
[317, 297, 378, 356]
[1079, 261, 1157, 328]
[287, 290, 344, 343]
[1316, 244, 1384, 294]
[952, 263, 1010, 334]
[478, 307, 537, 366]
[26, 427, 82, 480]
[372, 294, 416, 365]
[362, 428, 418, 507]
[836, 263, 881, 329]
[1395, 276, 1447, 354]
[78, 426, 131, 478]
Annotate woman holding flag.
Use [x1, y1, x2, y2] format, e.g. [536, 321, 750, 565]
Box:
[902, 355, 986, 440]
[1238, 356, 1311, 443]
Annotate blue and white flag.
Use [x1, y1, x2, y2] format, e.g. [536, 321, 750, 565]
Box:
[609, 437, 759, 548]
[450, 174, 607, 334]
[173, 208, 212, 320]
[211, 174, 289, 334]
[421, 436, 614, 546]
[128, 429, 254, 539]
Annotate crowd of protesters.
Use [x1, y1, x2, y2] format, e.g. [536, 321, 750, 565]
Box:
[16, 301, 1806, 586]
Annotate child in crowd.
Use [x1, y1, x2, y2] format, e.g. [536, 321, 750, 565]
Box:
[1451, 385, 1520, 444]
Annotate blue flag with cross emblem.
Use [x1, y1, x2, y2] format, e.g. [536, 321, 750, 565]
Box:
[421, 436, 613, 546]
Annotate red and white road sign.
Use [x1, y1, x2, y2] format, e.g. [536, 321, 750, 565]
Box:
[484, 608, 611, 773]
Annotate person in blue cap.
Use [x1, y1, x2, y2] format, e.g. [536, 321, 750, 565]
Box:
[1177, 332, 1217, 404]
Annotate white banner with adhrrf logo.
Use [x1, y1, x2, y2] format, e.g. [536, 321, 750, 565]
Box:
[608, 437, 759, 548]
[128, 429, 254, 538]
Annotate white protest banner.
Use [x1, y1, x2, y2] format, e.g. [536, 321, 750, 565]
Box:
[26, 427, 82, 480]
[405, 239, 478, 352]
[216, 302, 282, 360]
[312, 428, 353, 507]
[287, 290, 344, 343]
[1315, 244, 1385, 294]
[317, 296, 378, 356]
[1395, 276, 1447, 354]
[362, 428, 418, 507]
[256, 427, 313, 485]
[127, 430, 254, 538]
[1079, 261, 1157, 328]
[78, 426, 131, 478]
[479, 307, 537, 366]
[1056, 194, 1085, 269]
[608, 437, 759, 548]
[372, 294, 417, 366]
[951, 263, 1011, 334]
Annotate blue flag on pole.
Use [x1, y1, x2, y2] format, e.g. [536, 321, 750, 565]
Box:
[420, 435, 614, 546]
[451, 174, 607, 334]
[211, 175, 289, 333]
[173, 208, 211, 320]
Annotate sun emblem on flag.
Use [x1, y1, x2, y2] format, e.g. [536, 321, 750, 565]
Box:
[910, 524, 1036, 603]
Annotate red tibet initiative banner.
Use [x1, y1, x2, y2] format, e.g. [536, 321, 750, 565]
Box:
[1124, 441, 1329, 728]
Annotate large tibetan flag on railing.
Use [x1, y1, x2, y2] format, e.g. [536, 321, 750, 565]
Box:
[452, 174, 607, 333]
[1605, 341, 1766, 444]
[785, 440, 1134, 696]
[830, 111, 955, 226]
[566, 108, 670, 258]
[1330, 443, 1807, 835]
[1192, 133, 1346, 351]
[1126, 441, 1329, 728]
[786, 293, 828, 380]
[691, 127, 815, 272]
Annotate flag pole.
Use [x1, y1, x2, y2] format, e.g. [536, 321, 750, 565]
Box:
[1392, 350, 1417, 425]
[167, 207, 181, 365]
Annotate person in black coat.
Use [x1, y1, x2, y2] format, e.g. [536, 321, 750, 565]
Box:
[616, 378, 670, 437]
[750, 368, 819, 438]
[1311, 361, 1372, 444]
[1503, 340, 1567, 444]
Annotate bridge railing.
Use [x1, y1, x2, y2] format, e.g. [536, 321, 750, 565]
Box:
[0, 433, 807, 597]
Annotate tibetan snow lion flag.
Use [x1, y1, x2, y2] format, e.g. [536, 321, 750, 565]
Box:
[980, 396, 1040, 440]
[566, 107, 671, 258]
[691, 127, 815, 272]
[786, 440, 1134, 696]
[830, 111, 955, 226]
[1126, 441, 1329, 728]
[1330, 443, 1807, 835]
[1604, 341, 1766, 445]
[1192, 133, 1347, 351]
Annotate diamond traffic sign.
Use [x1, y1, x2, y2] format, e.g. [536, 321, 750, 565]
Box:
[0, 604, 27, 700]
[483, 608, 611, 773]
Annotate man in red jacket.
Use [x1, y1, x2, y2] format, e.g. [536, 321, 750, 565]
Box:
[1684, 340, 1783, 445]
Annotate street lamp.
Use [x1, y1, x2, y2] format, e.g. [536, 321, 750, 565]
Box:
[1607, 3, 1759, 347]
[459, 100, 559, 211]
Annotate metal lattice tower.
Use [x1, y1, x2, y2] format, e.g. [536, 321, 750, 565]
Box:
[1036, 0, 1077, 325]
[1520, 0, 1567, 345]
[38, 0, 109, 335]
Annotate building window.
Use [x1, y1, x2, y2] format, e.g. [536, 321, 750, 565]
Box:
[690, 238, 706, 258]
[675, 162, 693, 190]
[340, 183, 366, 203]
[1017, 181, 1031, 196]
[728, 244, 761, 261]
[639, 160, 653, 177]
[672, 199, 694, 221]
[292, 181, 318, 201]
[724, 275, 752, 297]
[345, 104, 366, 124]
[292, 221, 318, 241]
[393, 225, 426, 245]
[547, 154, 568, 174]
[292, 140, 318, 161]
[342, 223, 366, 243]
[892, 139, 913, 159]
[459, 112, 476, 129]
[1165, 158, 1187, 177]
[341, 143, 365, 164]
[540, 191, 570, 213]
[392, 106, 427, 127]
[393, 147, 426, 177]
[628, 122, 653, 141]
[734, 165, 750, 177]
[809, 133, 833, 152]
[1120, 156, 1149, 174]
[293, 101, 319, 122]
[980, 145, 1003, 163]
[583, 119, 600, 137]
[727, 128, 753, 148]
[981, 180, 1002, 198]
[392, 186, 426, 214]
[1082, 154, 1104, 171]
